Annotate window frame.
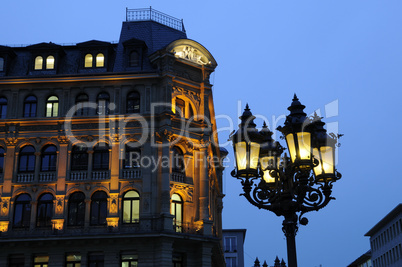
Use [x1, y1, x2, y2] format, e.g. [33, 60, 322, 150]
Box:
[0, 97, 8, 119]
[129, 51, 140, 67]
[13, 194, 32, 228]
[75, 93, 89, 116]
[93, 143, 109, 170]
[65, 253, 82, 267]
[40, 145, 57, 172]
[46, 55, 55, 70]
[122, 190, 140, 224]
[95, 53, 105, 68]
[0, 57, 4, 72]
[46, 95, 59, 117]
[33, 255, 49, 267]
[171, 193, 183, 232]
[34, 56, 43, 70]
[67, 192, 86, 226]
[126, 91, 140, 113]
[171, 147, 185, 174]
[124, 144, 141, 169]
[23, 95, 37, 118]
[36, 193, 54, 227]
[96, 92, 110, 115]
[18, 146, 36, 173]
[70, 144, 89, 171]
[90, 191, 107, 226]
[0, 147, 5, 174]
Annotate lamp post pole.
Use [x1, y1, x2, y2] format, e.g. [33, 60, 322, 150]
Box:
[230, 95, 342, 267]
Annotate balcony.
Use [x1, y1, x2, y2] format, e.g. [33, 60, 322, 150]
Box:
[16, 173, 34, 183]
[121, 168, 141, 179]
[69, 171, 88, 181]
[170, 171, 185, 183]
[126, 7, 184, 32]
[91, 170, 110, 180]
[39, 172, 56, 182]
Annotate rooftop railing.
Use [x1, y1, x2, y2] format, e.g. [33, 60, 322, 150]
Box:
[126, 7, 185, 32]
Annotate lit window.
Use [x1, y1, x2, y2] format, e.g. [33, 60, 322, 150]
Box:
[0, 97, 7, 119]
[46, 55, 54, 69]
[34, 56, 43, 70]
[97, 92, 110, 115]
[124, 143, 141, 169]
[0, 57, 4, 72]
[18, 146, 36, 172]
[23, 95, 37, 117]
[85, 54, 93, 68]
[71, 144, 88, 171]
[75, 93, 89, 116]
[175, 98, 185, 117]
[66, 254, 81, 267]
[13, 194, 31, 228]
[68, 192, 85, 226]
[33, 255, 49, 267]
[127, 91, 140, 113]
[173, 97, 195, 119]
[46, 96, 58, 117]
[129, 51, 139, 67]
[41, 145, 57, 172]
[96, 53, 104, 67]
[90, 191, 107, 225]
[122, 191, 140, 224]
[36, 193, 53, 227]
[93, 143, 109, 170]
[171, 193, 183, 232]
[121, 254, 138, 267]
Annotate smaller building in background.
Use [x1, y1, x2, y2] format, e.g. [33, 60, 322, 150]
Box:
[347, 250, 372, 267]
[365, 203, 402, 267]
[223, 229, 247, 267]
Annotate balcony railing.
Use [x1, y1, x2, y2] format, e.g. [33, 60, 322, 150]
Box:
[16, 173, 34, 183]
[126, 7, 184, 32]
[171, 171, 185, 183]
[91, 170, 110, 180]
[39, 172, 56, 182]
[122, 169, 141, 179]
[69, 171, 88, 181]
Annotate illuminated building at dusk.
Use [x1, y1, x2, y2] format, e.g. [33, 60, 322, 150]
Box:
[0, 8, 226, 266]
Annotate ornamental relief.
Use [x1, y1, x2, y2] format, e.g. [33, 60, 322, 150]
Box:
[0, 197, 10, 217]
[172, 86, 200, 109]
[172, 46, 208, 66]
[170, 184, 194, 203]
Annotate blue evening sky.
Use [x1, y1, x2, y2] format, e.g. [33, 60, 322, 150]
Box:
[2, 1, 402, 266]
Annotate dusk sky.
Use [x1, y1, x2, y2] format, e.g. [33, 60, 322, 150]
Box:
[2, 1, 402, 266]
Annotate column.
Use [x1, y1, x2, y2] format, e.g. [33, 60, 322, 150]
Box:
[56, 142, 68, 193]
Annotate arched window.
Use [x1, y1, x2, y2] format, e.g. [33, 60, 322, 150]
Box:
[96, 53, 104, 67]
[129, 51, 139, 67]
[93, 143, 109, 170]
[97, 92, 109, 115]
[36, 193, 53, 227]
[0, 57, 4, 72]
[171, 193, 183, 232]
[34, 56, 43, 70]
[0, 147, 4, 173]
[0, 97, 7, 119]
[124, 143, 141, 169]
[75, 93, 89, 116]
[13, 194, 32, 228]
[71, 144, 88, 171]
[46, 96, 58, 117]
[172, 147, 185, 174]
[46, 55, 55, 70]
[126, 91, 140, 113]
[84, 54, 93, 68]
[175, 98, 185, 117]
[90, 191, 107, 225]
[122, 190, 140, 224]
[68, 192, 85, 226]
[18, 146, 36, 173]
[41, 145, 57, 172]
[24, 95, 37, 117]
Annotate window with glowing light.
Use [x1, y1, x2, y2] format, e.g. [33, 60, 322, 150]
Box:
[0, 97, 7, 119]
[68, 192, 85, 226]
[173, 97, 194, 119]
[122, 190, 140, 224]
[36, 193, 54, 227]
[23, 95, 37, 117]
[66, 253, 82, 267]
[96, 53, 104, 67]
[13, 194, 31, 228]
[121, 254, 138, 267]
[34, 56, 43, 70]
[171, 193, 183, 232]
[85, 53, 93, 68]
[90, 191, 107, 225]
[33, 255, 49, 267]
[46, 55, 55, 69]
[126, 91, 140, 113]
[40, 145, 57, 172]
[46, 96, 58, 117]
[18, 145, 36, 173]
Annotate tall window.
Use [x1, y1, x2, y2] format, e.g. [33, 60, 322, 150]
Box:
[124, 144, 141, 169]
[122, 191, 140, 224]
[66, 254, 81, 267]
[175, 98, 185, 117]
[0, 97, 7, 119]
[34, 56, 43, 70]
[36, 193, 53, 227]
[0, 147, 4, 173]
[90, 191, 107, 225]
[224, 236, 237, 252]
[121, 254, 138, 267]
[46, 96, 58, 117]
[41, 145, 57, 172]
[129, 51, 139, 67]
[85, 54, 93, 68]
[24, 95, 37, 117]
[13, 194, 31, 228]
[97, 92, 109, 115]
[173, 253, 184, 267]
[71, 144, 88, 171]
[171, 193, 183, 232]
[33, 255, 49, 267]
[88, 253, 104, 267]
[93, 143, 109, 170]
[68, 192, 85, 226]
[171, 147, 185, 174]
[225, 257, 237, 267]
[18, 146, 36, 173]
[126, 92, 140, 113]
[96, 53, 104, 67]
[75, 93, 89, 116]
[46, 55, 55, 69]
[0, 57, 4, 72]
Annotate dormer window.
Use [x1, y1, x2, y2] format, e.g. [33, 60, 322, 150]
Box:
[34, 55, 55, 70]
[84, 53, 105, 68]
[0, 57, 4, 72]
[129, 51, 139, 67]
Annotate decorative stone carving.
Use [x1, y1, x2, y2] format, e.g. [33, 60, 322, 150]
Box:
[0, 221, 9, 232]
[170, 184, 194, 202]
[172, 86, 200, 109]
[173, 46, 208, 65]
[109, 193, 119, 214]
[5, 137, 18, 146]
[0, 197, 10, 217]
[51, 219, 64, 231]
[55, 195, 64, 215]
[106, 217, 119, 228]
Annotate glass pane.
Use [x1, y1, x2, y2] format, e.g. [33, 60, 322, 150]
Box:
[53, 102, 58, 116]
[249, 142, 260, 170]
[125, 191, 139, 198]
[123, 200, 131, 223]
[96, 53, 104, 67]
[286, 134, 297, 163]
[35, 56, 43, 70]
[235, 142, 247, 171]
[46, 56, 54, 69]
[85, 54, 93, 68]
[297, 132, 311, 161]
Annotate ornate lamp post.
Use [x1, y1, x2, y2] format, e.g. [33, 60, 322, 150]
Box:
[230, 95, 342, 267]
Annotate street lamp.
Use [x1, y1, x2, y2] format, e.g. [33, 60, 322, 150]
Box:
[230, 95, 342, 267]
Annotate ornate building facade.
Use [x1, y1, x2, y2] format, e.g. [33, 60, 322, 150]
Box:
[0, 8, 226, 267]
